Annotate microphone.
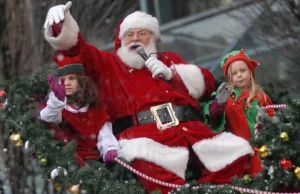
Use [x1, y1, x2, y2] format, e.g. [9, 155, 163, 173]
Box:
[136, 46, 163, 78]
[136, 47, 148, 61]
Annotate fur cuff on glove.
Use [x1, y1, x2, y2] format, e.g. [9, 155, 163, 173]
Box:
[44, 12, 79, 50]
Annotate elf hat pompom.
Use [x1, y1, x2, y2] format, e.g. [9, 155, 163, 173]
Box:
[119, 11, 159, 39]
[54, 55, 85, 77]
[220, 49, 259, 77]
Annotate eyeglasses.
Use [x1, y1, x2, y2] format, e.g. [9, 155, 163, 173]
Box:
[124, 30, 152, 41]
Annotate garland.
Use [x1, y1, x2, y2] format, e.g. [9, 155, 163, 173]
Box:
[2, 72, 299, 193]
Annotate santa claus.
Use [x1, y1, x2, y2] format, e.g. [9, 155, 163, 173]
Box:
[44, 2, 254, 194]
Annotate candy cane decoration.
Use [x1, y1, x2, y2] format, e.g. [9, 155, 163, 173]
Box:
[263, 104, 288, 110]
[115, 158, 300, 194]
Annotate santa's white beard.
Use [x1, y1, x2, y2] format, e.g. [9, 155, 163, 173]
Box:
[117, 39, 157, 69]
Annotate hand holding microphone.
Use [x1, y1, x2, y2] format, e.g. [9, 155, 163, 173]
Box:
[137, 47, 172, 80]
[136, 47, 149, 61]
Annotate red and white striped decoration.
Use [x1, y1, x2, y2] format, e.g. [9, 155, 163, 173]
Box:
[115, 158, 181, 189]
[115, 158, 300, 194]
[263, 104, 288, 110]
[115, 104, 298, 194]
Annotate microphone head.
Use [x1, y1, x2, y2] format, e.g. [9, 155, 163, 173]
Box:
[136, 46, 145, 55]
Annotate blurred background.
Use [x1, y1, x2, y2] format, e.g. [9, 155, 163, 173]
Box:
[0, 0, 299, 193]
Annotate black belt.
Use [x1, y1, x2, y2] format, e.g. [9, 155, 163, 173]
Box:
[112, 104, 203, 136]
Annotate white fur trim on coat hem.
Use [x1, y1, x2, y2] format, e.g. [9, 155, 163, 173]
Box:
[173, 64, 205, 99]
[119, 138, 188, 179]
[192, 132, 254, 172]
[44, 12, 79, 50]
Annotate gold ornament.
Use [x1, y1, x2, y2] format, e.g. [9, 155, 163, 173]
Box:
[258, 145, 269, 158]
[54, 183, 62, 190]
[40, 158, 47, 166]
[9, 133, 23, 146]
[68, 185, 80, 194]
[295, 167, 300, 179]
[243, 174, 252, 183]
[280, 132, 289, 142]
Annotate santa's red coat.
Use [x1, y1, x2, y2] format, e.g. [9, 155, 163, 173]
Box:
[44, 13, 254, 193]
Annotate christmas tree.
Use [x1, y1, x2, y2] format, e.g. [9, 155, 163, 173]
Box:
[1, 71, 300, 194]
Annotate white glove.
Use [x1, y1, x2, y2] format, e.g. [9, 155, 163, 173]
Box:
[145, 57, 172, 80]
[256, 105, 269, 124]
[44, 1, 72, 29]
[215, 82, 232, 104]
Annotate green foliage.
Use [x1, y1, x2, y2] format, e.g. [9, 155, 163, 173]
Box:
[1, 70, 299, 193]
[264, 83, 289, 104]
[169, 182, 239, 194]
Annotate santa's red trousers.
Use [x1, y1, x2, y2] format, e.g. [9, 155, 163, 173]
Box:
[132, 154, 250, 194]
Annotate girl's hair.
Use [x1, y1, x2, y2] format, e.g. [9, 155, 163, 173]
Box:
[67, 74, 100, 107]
[226, 65, 267, 108]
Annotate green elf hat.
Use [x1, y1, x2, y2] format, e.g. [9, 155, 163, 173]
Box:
[220, 49, 259, 78]
[54, 55, 85, 77]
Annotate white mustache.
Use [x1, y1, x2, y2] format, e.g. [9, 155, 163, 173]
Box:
[126, 42, 144, 49]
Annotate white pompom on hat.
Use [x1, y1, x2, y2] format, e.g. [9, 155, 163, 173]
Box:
[119, 11, 159, 39]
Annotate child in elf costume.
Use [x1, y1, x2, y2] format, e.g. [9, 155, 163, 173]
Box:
[40, 55, 120, 166]
[208, 49, 274, 177]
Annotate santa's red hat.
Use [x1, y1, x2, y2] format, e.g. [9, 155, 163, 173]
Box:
[114, 21, 123, 53]
[118, 11, 159, 39]
[220, 49, 259, 77]
[54, 55, 85, 77]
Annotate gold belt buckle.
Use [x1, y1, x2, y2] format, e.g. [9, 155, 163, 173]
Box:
[150, 103, 179, 130]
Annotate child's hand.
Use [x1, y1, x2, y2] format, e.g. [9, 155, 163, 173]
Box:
[104, 150, 118, 163]
[216, 82, 232, 104]
[256, 105, 269, 124]
[47, 74, 66, 101]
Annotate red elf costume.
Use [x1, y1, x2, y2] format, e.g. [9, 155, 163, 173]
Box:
[40, 55, 119, 166]
[209, 50, 275, 177]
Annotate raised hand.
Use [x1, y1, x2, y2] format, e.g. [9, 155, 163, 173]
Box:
[145, 57, 172, 80]
[215, 82, 232, 104]
[104, 150, 118, 163]
[44, 1, 72, 29]
[47, 74, 66, 101]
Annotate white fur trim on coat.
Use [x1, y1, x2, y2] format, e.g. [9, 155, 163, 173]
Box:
[65, 104, 89, 113]
[192, 132, 254, 172]
[173, 64, 205, 99]
[119, 11, 159, 39]
[40, 92, 65, 124]
[44, 12, 79, 50]
[119, 138, 188, 179]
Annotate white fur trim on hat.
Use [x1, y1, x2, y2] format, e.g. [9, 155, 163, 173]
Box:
[192, 132, 254, 172]
[172, 64, 205, 99]
[119, 11, 159, 39]
[119, 138, 188, 179]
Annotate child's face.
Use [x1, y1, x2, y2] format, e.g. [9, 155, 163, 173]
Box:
[229, 60, 251, 90]
[59, 74, 79, 96]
